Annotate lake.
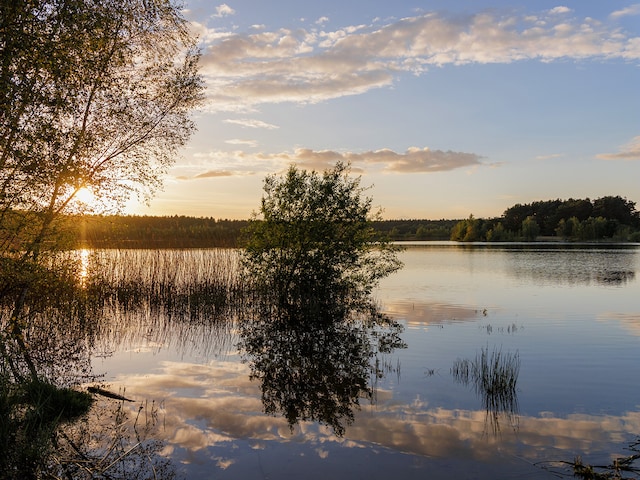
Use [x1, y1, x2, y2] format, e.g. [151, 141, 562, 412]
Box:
[88, 243, 640, 479]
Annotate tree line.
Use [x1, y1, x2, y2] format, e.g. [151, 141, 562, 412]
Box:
[68, 215, 460, 247]
[66, 195, 640, 249]
[451, 196, 640, 242]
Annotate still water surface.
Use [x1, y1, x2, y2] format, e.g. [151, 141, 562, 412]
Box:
[91, 243, 640, 479]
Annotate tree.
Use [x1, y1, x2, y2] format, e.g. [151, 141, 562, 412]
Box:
[450, 214, 481, 242]
[1, 0, 203, 260]
[592, 196, 639, 228]
[521, 216, 540, 241]
[242, 162, 402, 313]
[1, 0, 203, 382]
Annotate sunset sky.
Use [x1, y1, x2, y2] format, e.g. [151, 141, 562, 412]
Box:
[127, 0, 640, 220]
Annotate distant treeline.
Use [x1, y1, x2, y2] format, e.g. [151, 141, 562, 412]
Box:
[451, 195, 640, 242]
[73, 215, 250, 248]
[69, 195, 640, 248]
[70, 215, 457, 248]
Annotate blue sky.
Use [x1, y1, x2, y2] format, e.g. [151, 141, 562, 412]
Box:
[127, 0, 640, 219]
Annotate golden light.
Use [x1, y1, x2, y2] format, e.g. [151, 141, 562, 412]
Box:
[75, 186, 95, 205]
[78, 248, 90, 287]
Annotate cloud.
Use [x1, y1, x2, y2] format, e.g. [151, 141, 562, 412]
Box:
[213, 4, 235, 18]
[239, 147, 483, 173]
[224, 118, 280, 129]
[225, 139, 258, 147]
[176, 170, 235, 180]
[197, 8, 640, 110]
[186, 146, 485, 176]
[549, 6, 572, 15]
[596, 135, 640, 160]
[610, 4, 640, 19]
[535, 153, 565, 160]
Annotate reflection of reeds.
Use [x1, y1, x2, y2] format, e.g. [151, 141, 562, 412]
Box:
[452, 346, 520, 434]
[83, 249, 245, 357]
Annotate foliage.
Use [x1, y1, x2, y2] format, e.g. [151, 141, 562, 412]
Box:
[0, 375, 94, 479]
[1, 0, 202, 384]
[453, 196, 640, 242]
[72, 215, 249, 248]
[52, 396, 176, 480]
[242, 162, 402, 311]
[1, 0, 203, 259]
[502, 196, 639, 238]
[569, 439, 640, 480]
[62, 216, 457, 248]
[521, 215, 540, 241]
[451, 215, 482, 242]
[373, 219, 457, 241]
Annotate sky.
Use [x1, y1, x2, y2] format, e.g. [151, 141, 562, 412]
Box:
[126, 0, 640, 220]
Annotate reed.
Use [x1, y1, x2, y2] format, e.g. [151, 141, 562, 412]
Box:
[452, 346, 520, 434]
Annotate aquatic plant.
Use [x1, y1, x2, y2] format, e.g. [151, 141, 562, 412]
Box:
[452, 346, 520, 434]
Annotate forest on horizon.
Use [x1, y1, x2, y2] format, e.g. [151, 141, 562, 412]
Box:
[70, 195, 640, 248]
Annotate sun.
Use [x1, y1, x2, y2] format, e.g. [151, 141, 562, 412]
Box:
[75, 187, 96, 206]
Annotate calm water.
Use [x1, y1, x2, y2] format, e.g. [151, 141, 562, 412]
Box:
[90, 243, 640, 479]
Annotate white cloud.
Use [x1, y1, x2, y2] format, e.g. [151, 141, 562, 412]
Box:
[197, 8, 640, 110]
[549, 6, 572, 15]
[177, 144, 485, 184]
[224, 118, 280, 129]
[535, 153, 565, 160]
[225, 139, 258, 147]
[597, 135, 640, 160]
[213, 4, 235, 18]
[315, 16, 329, 26]
[295, 147, 484, 174]
[610, 4, 640, 19]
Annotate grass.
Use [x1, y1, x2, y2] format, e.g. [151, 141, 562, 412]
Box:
[0, 375, 94, 479]
[452, 346, 520, 434]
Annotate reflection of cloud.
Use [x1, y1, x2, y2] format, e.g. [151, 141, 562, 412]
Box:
[599, 313, 640, 337]
[383, 300, 483, 325]
[197, 9, 640, 109]
[597, 135, 640, 161]
[108, 358, 640, 471]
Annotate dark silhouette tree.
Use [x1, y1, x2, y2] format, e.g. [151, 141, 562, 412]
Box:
[1, 0, 203, 381]
[242, 162, 401, 314]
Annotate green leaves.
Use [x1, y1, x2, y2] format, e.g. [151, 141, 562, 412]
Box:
[243, 162, 401, 311]
[1, 0, 204, 258]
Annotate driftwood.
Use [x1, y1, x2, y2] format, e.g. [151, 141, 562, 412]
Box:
[87, 386, 134, 402]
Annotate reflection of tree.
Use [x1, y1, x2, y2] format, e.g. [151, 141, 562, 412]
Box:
[240, 297, 405, 436]
[53, 397, 176, 480]
[503, 248, 636, 286]
[452, 346, 520, 435]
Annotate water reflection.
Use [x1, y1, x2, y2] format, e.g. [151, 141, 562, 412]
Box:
[32, 247, 640, 478]
[502, 248, 637, 286]
[239, 297, 405, 436]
